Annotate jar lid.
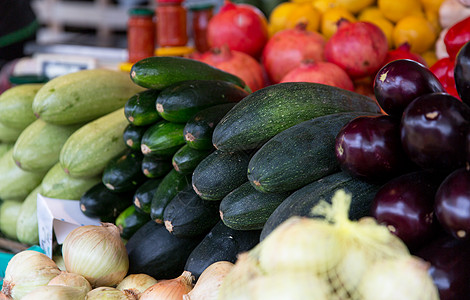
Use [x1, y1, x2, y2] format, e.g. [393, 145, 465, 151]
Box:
[155, 46, 195, 56]
[9, 74, 49, 85]
[128, 7, 154, 16]
[189, 2, 214, 11]
[157, 0, 184, 3]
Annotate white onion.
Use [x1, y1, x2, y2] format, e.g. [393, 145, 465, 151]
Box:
[21, 285, 87, 300]
[116, 274, 158, 298]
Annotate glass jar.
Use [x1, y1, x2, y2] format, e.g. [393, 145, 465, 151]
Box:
[189, 3, 214, 53]
[127, 8, 155, 63]
[156, 0, 188, 47]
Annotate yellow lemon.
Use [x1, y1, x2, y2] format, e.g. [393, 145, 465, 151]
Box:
[392, 15, 437, 53]
[268, 2, 297, 36]
[290, 0, 313, 3]
[283, 3, 321, 32]
[335, 0, 376, 14]
[321, 7, 356, 39]
[312, 0, 337, 14]
[378, 0, 424, 23]
[361, 18, 395, 49]
[424, 9, 441, 33]
[421, 50, 438, 67]
[420, 0, 445, 13]
[358, 6, 385, 21]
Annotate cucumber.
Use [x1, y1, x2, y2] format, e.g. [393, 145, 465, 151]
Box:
[248, 112, 378, 193]
[141, 121, 186, 158]
[0, 83, 43, 130]
[102, 150, 147, 192]
[183, 103, 237, 150]
[150, 169, 192, 223]
[133, 178, 163, 214]
[0, 121, 23, 143]
[41, 163, 101, 200]
[260, 171, 382, 240]
[156, 80, 248, 123]
[172, 144, 213, 174]
[130, 56, 249, 92]
[192, 150, 254, 201]
[123, 123, 149, 151]
[60, 108, 128, 178]
[33, 69, 145, 125]
[220, 182, 290, 231]
[0, 200, 22, 240]
[13, 119, 81, 173]
[213, 82, 383, 151]
[141, 156, 173, 178]
[115, 205, 150, 240]
[124, 89, 162, 126]
[16, 185, 43, 245]
[163, 186, 220, 238]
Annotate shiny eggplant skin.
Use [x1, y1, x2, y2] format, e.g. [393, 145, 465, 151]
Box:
[400, 92, 470, 174]
[435, 167, 470, 240]
[454, 41, 470, 105]
[374, 59, 445, 116]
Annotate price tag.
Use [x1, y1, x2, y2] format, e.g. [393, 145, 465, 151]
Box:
[36, 54, 97, 79]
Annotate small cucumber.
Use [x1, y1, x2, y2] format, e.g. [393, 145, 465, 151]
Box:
[115, 205, 150, 240]
[0, 83, 43, 130]
[102, 150, 147, 192]
[16, 185, 43, 245]
[133, 178, 163, 214]
[141, 121, 186, 158]
[130, 56, 249, 92]
[123, 123, 149, 151]
[156, 80, 248, 123]
[141, 155, 173, 178]
[172, 144, 213, 174]
[124, 89, 162, 126]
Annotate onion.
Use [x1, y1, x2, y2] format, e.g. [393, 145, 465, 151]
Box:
[183, 261, 234, 300]
[47, 271, 92, 293]
[139, 271, 193, 300]
[62, 223, 129, 287]
[21, 285, 86, 300]
[116, 274, 158, 298]
[86, 287, 136, 300]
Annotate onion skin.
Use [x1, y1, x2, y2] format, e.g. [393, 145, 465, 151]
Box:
[183, 261, 234, 300]
[140, 271, 193, 300]
[116, 274, 158, 298]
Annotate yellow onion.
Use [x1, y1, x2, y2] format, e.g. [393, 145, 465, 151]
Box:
[139, 271, 193, 300]
[62, 223, 129, 287]
[53, 254, 66, 271]
[183, 261, 234, 300]
[47, 271, 92, 293]
[21, 285, 87, 300]
[116, 274, 158, 298]
[1, 250, 61, 299]
[0, 292, 12, 299]
[86, 287, 136, 300]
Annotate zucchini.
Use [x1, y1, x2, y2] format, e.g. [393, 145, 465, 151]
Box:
[123, 123, 149, 151]
[192, 150, 253, 201]
[141, 156, 173, 178]
[156, 80, 248, 123]
[13, 119, 81, 173]
[16, 185, 43, 245]
[126, 220, 203, 280]
[124, 89, 162, 126]
[115, 205, 150, 240]
[183, 103, 237, 150]
[32, 69, 145, 125]
[0, 200, 22, 240]
[220, 182, 290, 231]
[260, 171, 382, 240]
[60, 108, 128, 178]
[133, 178, 163, 214]
[0, 83, 43, 130]
[80, 182, 134, 222]
[248, 112, 377, 193]
[102, 150, 147, 192]
[0, 121, 23, 143]
[130, 56, 249, 92]
[184, 221, 261, 281]
[141, 121, 186, 158]
[172, 145, 213, 174]
[150, 169, 192, 223]
[212, 82, 382, 151]
[163, 186, 220, 238]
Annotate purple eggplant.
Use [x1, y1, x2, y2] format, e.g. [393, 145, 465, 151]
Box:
[400, 92, 470, 174]
[454, 41, 470, 105]
[374, 59, 445, 116]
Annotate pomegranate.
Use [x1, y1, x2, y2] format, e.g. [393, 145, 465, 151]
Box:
[324, 19, 388, 79]
[280, 60, 354, 91]
[262, 23, 326, 84]
[383, 43, 427, 66]
[206, 1, 269, 58]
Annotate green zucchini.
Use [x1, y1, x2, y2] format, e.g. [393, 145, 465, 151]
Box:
[124, 89, 162, 126]
[192, 150, 253, 201]
[123, 123, 149, 151]
[0, 121, 23, 143]
[130, 56, 249, 92]
[115, 205, 150, 240]
[0, 83, 43, 130]
[102, 150, 147, 192]
[0, 200, 22, 240]
[60, 108, 128, 178]
[260, 171, 382, 240]
[13, 119, 81, 173]
[163, 186, 220, 238]
[141, 121, 186, 158]
[172, 144, 213, 174]
[16, 185, 43, 245]
[150, 169, 192, 223]
[248, 112, 378, 193]
[212, 82, 382, 151]
[133, 178, 163, 214]
[141, 156, 173, 178]
[183, 103, 237, 150]
[219, 182, 290, 231]
[156, 80, 248, 123]
[32, 69, 145, 125]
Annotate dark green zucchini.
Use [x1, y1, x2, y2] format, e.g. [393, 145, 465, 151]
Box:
[163, 186, 220, 238]
[133, 178, 163, 214]
[260, 171, 382, 241]
[184, 221, 261, 281]
[102, 150, 147, 192]
[115, 205, 150, 240]
[248, 112, 378, 193]
[123, 123, 149, 151]
[172, 144, 213, 174]
[126, 220, 203, 280]
[141, 155, 173, 178]
[156, 80, 248, 123]
[130, 56, 249, 92]
[220, 181, 290, 230]
[124, 89, 162, 126]
[184, 103, 237, 150]
[212, 82, 383, 151]
[150, 169, 192, 223]
[79, 182, 134, 222]
[192, 150, 254, 201]
[141, 121, 186, 158]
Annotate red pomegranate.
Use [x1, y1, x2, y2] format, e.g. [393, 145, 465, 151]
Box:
[383, 43, 427, 66]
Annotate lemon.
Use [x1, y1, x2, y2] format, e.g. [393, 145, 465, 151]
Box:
[421, 50, 438, 67]
[321, 7, 356, 39]
[392, 15, 437, 54]
[312, 0, 337, 14]
[420, 0, 445, 12]
[424, 9, 441, 33]
[335, 0, 376, 14]
[358, 6, 385, 21]
[283, 3, 321, 33]
[268, 2, 297, 36]
[378, 0, 424, 23]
